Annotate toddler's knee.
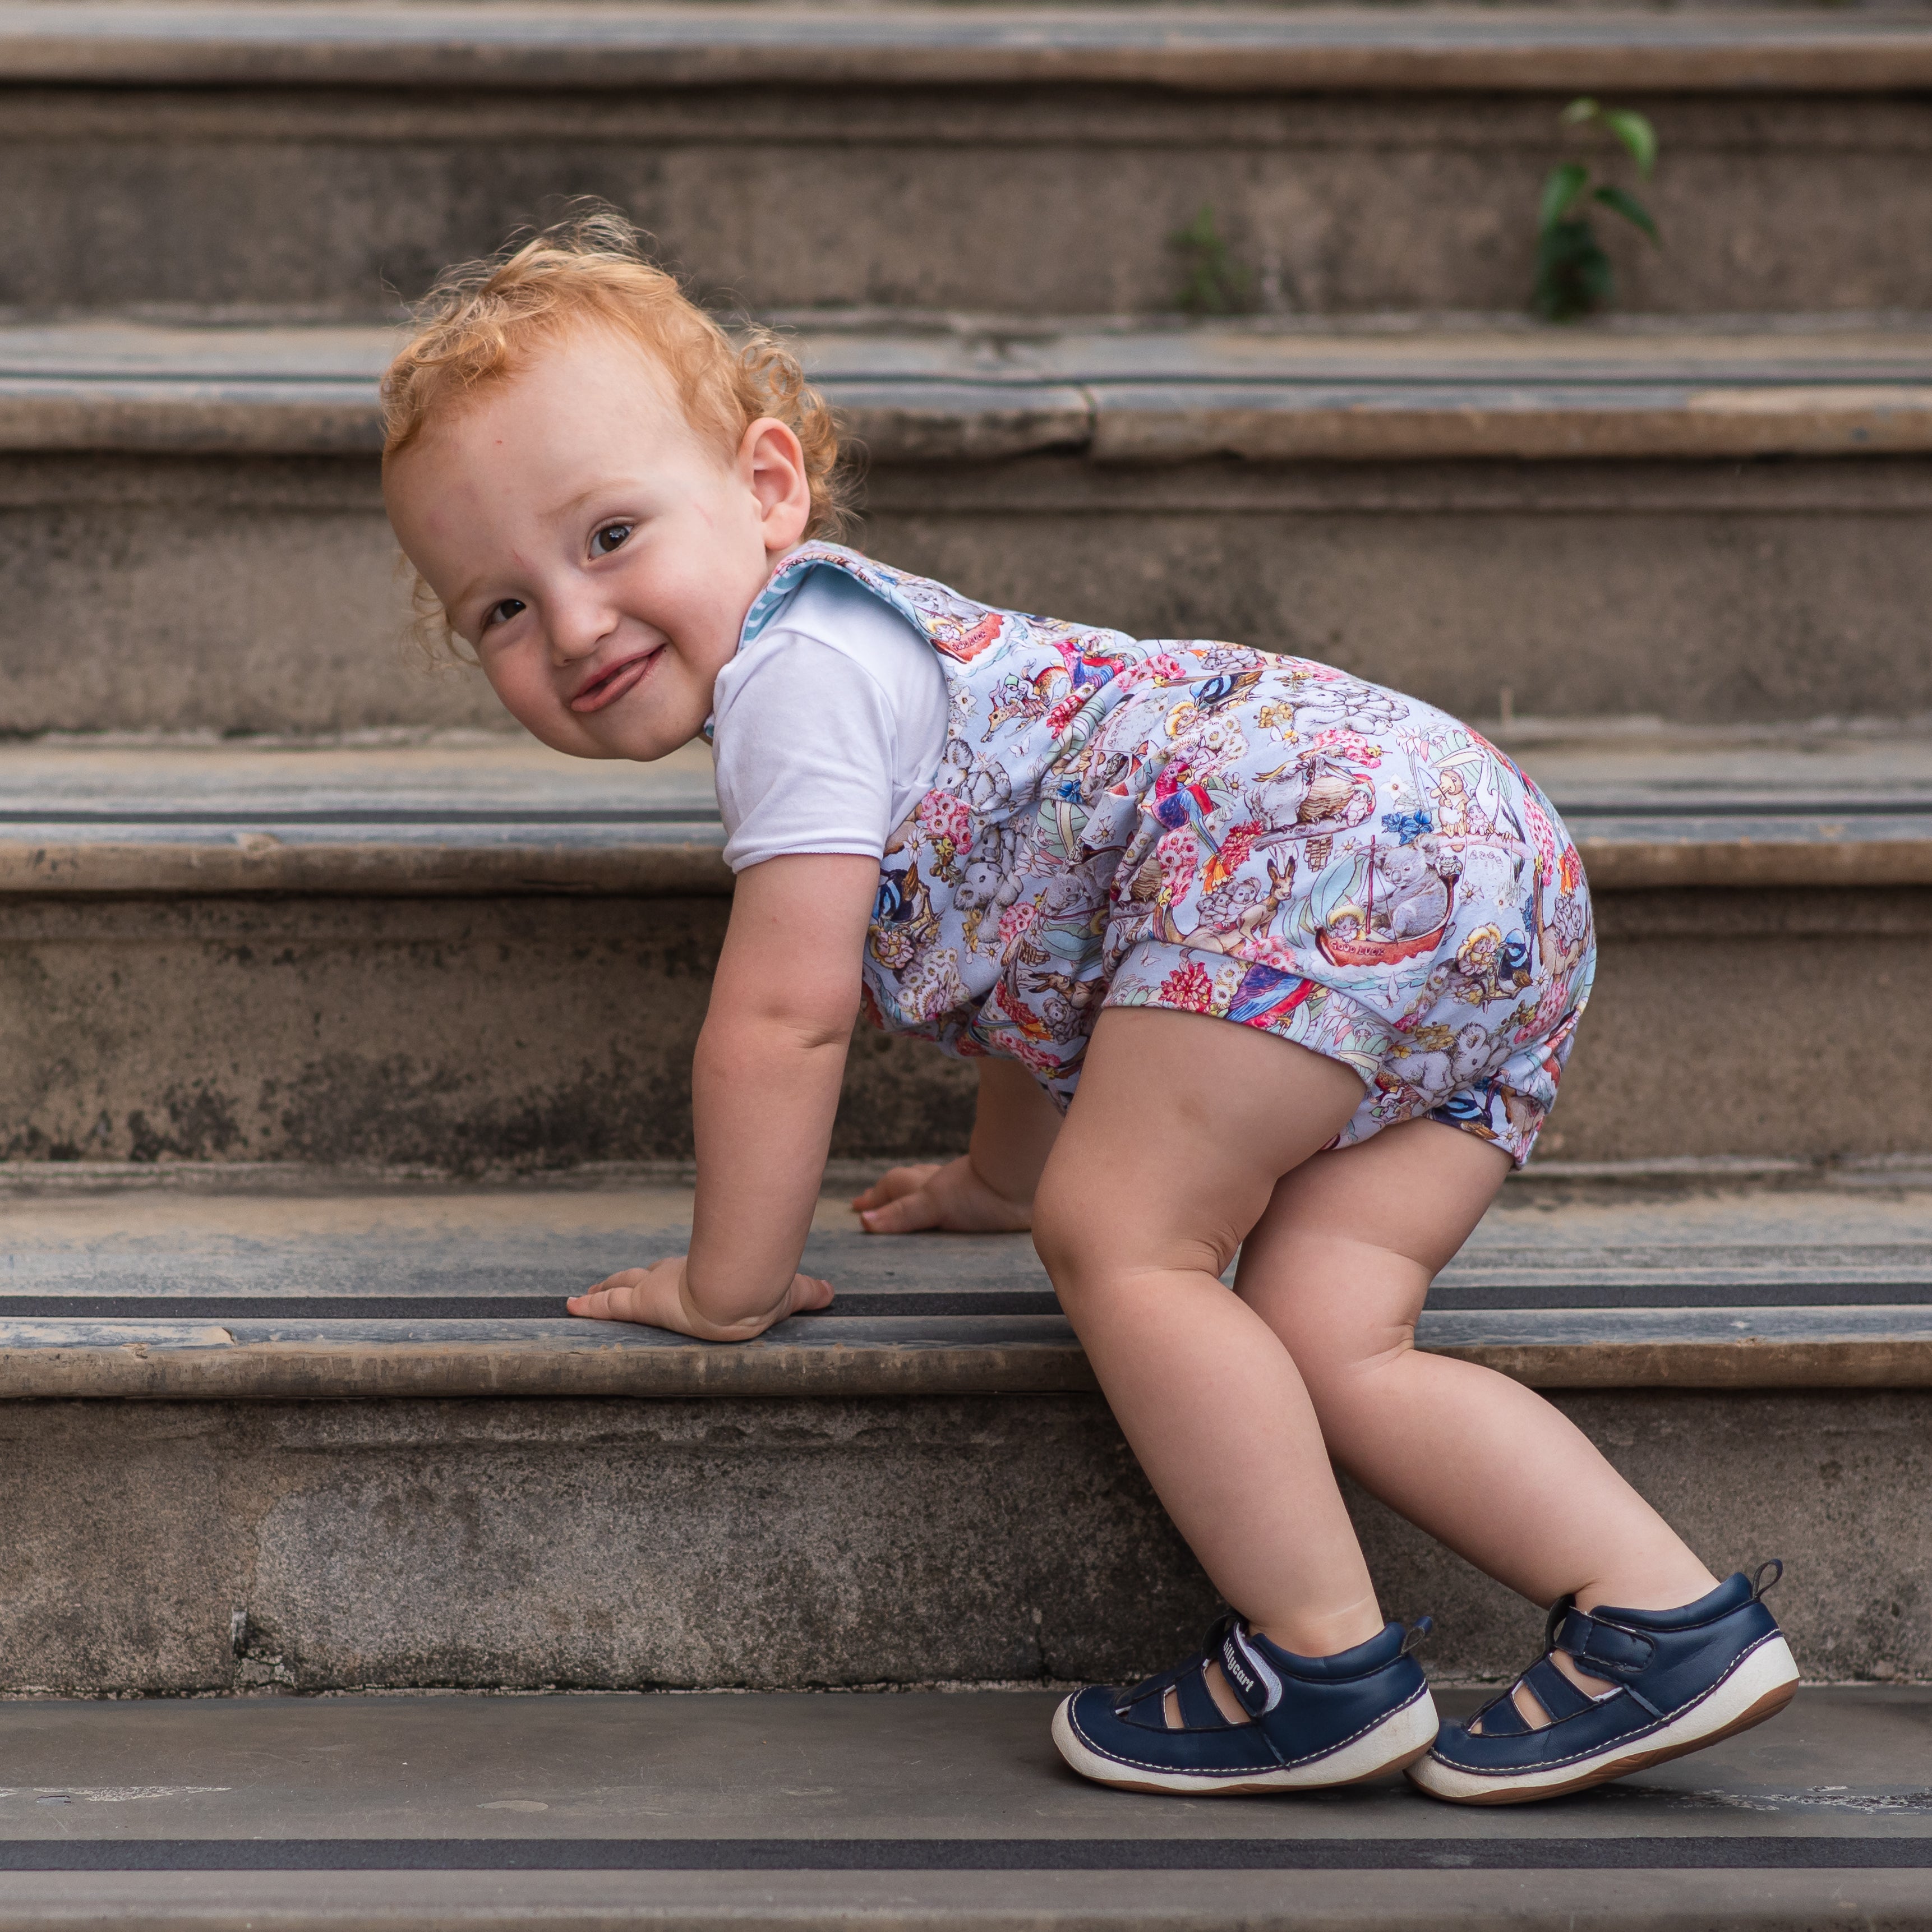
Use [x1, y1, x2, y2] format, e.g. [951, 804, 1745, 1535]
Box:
[1034, 1173, 1243, 1315]
[1280, 1321, 1417, 1426]
[1030, 1169, 1092, 1290]
[1032, 1172, 1152, 1309]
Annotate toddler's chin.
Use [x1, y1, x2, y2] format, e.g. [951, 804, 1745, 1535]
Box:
[583, 713, 699, 764]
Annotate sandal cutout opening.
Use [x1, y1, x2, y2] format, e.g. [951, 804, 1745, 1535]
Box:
[1204, 1658, 1253, 1727]
[1162, 1660, 1255, 1730]
[1469, 1647, 1619, 1735]
[1510, 1680, 1554, 1730]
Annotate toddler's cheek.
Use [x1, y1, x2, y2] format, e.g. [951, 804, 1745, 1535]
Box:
[481, 653, 571, 746]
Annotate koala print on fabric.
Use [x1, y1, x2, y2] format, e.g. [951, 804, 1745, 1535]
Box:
[737, 546, 1598, 1165]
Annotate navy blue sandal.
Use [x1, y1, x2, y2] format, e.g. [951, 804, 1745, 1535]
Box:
[1409, 1564, 1800, 1805]
[1052, 1613, 1438, 1795]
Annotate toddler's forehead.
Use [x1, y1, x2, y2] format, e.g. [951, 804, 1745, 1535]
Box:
[518, 323, 718, 448]
[407, 324, 709, 471]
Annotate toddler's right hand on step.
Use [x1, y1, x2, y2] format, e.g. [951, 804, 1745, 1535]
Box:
[853, 1156, 1034, 1234]
[568, 1253, 833, 1341]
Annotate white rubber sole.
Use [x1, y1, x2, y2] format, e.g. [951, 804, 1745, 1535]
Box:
[1050, 1685, 1440, 1796]
[1406, 1633, 1801, 1806]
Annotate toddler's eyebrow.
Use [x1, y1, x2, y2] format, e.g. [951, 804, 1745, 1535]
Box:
[555, 477, 642, 520]
[448, 567, 510, 615]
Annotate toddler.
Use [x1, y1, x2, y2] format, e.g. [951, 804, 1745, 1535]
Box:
[381, 215, 1797, 1804]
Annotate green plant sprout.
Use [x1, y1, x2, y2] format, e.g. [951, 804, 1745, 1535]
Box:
[1172, 204, 1255, 316]
[1533, 98, 1660, 323]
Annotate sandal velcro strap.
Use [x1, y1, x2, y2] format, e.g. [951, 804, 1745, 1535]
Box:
[1555, 1607, 1657, 1679]
[1218, 1621, 1285, 1717]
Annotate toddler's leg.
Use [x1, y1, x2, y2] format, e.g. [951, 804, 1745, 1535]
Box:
[1237, 1115, 1718, 1631]
[1238, 1118, 1799, 1800]
[1032, 1006, 1387, 1659]
[1038, 1016, 1794, 1799]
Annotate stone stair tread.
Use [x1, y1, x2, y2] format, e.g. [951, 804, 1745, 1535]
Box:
[3, 1304, 1925, 1344]
[10, 316, 1931, 382]
[4, 1168, 1929, 1394]
[0, 0, 1925, 94]
[0, 1689, 1924, 1932]
[8, 727, 1930, 813]
[3, 317, 1931, 462]
[0, 1685, 1924, 1841]
[4, 1304, 1921, 1398]
[0, 735, 718, 822]
[0, 725, 1926, 893]
[5, 1306, 1929, 1343]
[9, 1165, 1932, 1294]
[8, 1871, 1921, 1932]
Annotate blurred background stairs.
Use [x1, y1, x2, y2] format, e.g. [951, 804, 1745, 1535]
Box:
[0, 7, 1927, 1920]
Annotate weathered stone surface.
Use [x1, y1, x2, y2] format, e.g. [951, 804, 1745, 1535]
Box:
[0, 90, 1921, 317]
[0, 1387, 1921, 1693]
[1345, 1389, 1932, 1685]
[10, 320, 1932, 463]
[7, 7, 1931, 99]
[1547, 889, 1932, 1164]
[0, 1394, 1216, 1694]
[0, 892, 973, 1167]
[1, 452, 1929, 733]
[0, 887, 1915, 1168]
[0, 455, 477, 735]
[858, 457, 1932, 730]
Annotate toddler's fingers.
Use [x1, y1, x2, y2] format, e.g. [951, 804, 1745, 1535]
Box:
[568, 1271, 648, 1322]
[792, 1272, 836, 1311]
[851, 1164, 938, 1211]
[859, 1189, 943, 1235]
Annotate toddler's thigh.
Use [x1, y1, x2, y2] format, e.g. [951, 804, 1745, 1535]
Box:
[1032, 1005, 1362, 1285]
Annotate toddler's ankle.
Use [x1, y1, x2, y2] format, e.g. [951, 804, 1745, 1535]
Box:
[1574, 1561, 1722, 1616]
[1249, 1599, 1385, 1661]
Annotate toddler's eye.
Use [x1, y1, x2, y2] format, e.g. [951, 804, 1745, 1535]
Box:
[591, 523, 633, 557]
[482, 597, 526, 630]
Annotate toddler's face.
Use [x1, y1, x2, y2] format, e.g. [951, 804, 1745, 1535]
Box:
[384, 327, 812, 760]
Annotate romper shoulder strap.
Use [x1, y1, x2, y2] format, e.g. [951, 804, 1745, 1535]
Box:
[741, 542, 1017, 665]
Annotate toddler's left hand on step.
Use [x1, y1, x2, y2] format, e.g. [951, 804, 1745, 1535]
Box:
[853, 1156, 1034, 1234]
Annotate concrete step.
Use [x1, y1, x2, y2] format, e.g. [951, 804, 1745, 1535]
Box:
[2, 1164, 1929, 1693]
[0, 725, 1921, 1167]
[0, 4, 1923, 319]
[10, 1162, 1932, 1401]
[2, 721, 1928, 895]
[2, 319, 1930, 732]
[0, 1689, 1925, 1930]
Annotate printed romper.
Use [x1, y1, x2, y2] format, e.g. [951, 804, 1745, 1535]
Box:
[743, 543, 1598, 1165]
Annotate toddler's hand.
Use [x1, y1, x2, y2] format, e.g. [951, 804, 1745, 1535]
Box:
[852, 1156, 1033, 1234]
[566, 1255, 833, 1342]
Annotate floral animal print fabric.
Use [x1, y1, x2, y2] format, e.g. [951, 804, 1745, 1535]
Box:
[740, 545, 1597, 1164]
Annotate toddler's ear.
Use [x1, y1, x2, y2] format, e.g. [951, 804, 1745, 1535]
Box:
[741, 417, 813, 553]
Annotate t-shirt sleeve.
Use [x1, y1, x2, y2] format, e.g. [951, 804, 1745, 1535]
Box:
[713, 634, 901, 872]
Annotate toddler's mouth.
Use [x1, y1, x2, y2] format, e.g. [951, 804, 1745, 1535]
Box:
[570, 649, 658, 714]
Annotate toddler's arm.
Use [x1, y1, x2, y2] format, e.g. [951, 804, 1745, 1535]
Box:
[568, 852, 878, 1341]
[852, 1055, 1062, 1234]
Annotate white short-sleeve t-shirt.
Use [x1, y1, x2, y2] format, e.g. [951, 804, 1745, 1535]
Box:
[710, 564, 950, 874]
